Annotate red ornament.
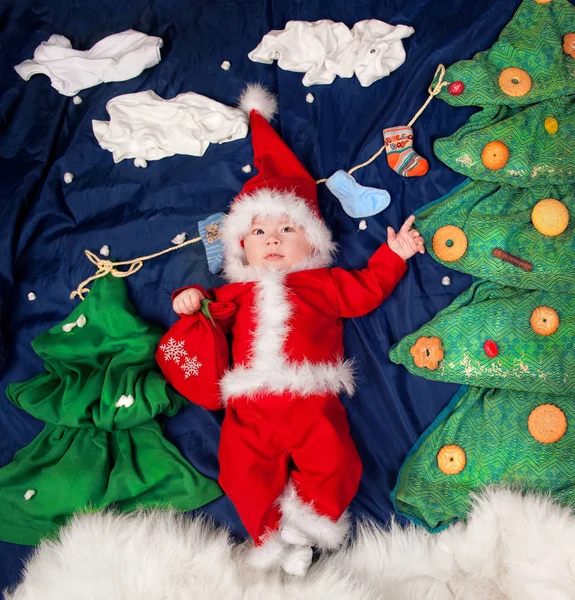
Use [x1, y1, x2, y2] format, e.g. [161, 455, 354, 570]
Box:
[448, 81, 465, 96]
[483, 340, 499, 358]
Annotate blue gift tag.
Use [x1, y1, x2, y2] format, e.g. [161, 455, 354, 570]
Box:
[198, 212, 225, 274]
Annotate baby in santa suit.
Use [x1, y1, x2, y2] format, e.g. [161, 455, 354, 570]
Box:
[172, 85, 425, 577]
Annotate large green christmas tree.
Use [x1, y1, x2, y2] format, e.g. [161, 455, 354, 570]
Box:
[0, 275, 222, 546]
[390, 0, 575, 531]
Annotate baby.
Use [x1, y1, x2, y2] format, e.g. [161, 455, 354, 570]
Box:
[172, 85, 424, 577]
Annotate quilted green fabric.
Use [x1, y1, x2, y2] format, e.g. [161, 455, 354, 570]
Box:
[392, 385, 575, 531]
[392, 0, 575, 531]
[389, 280, 574, 396]
[0, 275, 222, 546]
[435, 0, 575, 108]
[434, 96, 575, 186]
[414, 179, 575, 292]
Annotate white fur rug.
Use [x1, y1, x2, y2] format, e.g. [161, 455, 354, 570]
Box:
[5, 488, 575, 600]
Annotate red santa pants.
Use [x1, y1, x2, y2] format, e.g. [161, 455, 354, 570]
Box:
[218, 391, 362, 545]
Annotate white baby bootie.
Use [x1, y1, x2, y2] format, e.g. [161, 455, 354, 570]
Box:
[281, 544, 313, 577]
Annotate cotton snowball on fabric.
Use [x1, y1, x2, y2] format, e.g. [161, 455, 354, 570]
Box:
[14, 30, 163, 97]
[249, 19, 414, 87]
[198, 213, 226, 274]
[92, 91, 249, 163]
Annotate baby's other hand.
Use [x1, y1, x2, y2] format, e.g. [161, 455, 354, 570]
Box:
[173, 288, 205, 315]
[387, 215, 425, 261]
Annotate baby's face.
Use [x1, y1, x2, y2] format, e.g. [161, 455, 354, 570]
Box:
[242, 215, 312, 270]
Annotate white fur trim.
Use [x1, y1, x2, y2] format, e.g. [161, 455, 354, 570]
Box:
[238, 83, 277, 122]
[220, 270, 354, 403]
[221, 187, 336, 284]
[279, 483, 350, 551]
[8, 487, 575, 599]
[243, 532, 286, 571]
[222, 360, 355, 402]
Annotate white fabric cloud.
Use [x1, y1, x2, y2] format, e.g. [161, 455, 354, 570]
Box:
[249, 19, 414, 87]
[14, 30, 163, 96]
[92, 90, 249, 163]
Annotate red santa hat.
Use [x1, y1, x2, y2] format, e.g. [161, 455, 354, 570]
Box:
[220, 84, 335, 282]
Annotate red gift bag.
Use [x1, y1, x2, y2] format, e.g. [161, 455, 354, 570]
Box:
[156, 299, 235, 410]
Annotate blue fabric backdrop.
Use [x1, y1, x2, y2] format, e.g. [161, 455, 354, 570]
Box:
[0, 0, 528, 590]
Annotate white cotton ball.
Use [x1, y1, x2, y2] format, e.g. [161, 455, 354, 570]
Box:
[134, 158, 148, 168]
[242, 165, 252, 173]
[76, 314, 87, 328]
[358, 220, 367, 231]
[72, 96, 83, 105]
[115, 394, 135, 408]
[221, 61, 231, 70]
[24, 490, 36, 501]
[62, 322, 76, 333]
[171, 232, 187, 245]
[99, 245, 110, 257]
[442, 276, 451, 286]
[306, 93, 315, 103]
[27, 292, 36, 301]
[63, 172, 74, 184]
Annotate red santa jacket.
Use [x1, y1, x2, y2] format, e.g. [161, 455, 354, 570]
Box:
[177, 243, 407, 405]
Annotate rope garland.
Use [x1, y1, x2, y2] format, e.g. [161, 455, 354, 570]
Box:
[71, 236, 201, 300]
[315, 64, 449, 184]
[72, 65, 449, 299]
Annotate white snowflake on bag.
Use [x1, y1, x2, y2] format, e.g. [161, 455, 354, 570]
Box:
[181, 356, 202, 378]
[159, 337, 188, 364]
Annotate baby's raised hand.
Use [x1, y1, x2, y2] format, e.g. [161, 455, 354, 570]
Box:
[173, 288, 205, 315]
[387, 215, 425, 261]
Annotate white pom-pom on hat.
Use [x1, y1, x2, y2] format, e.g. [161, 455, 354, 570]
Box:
[238, 83, 277, 122]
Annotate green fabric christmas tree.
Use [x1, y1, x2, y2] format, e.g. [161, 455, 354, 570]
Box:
[0, 275, 222, 546]
[390, 0, 575, 531]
